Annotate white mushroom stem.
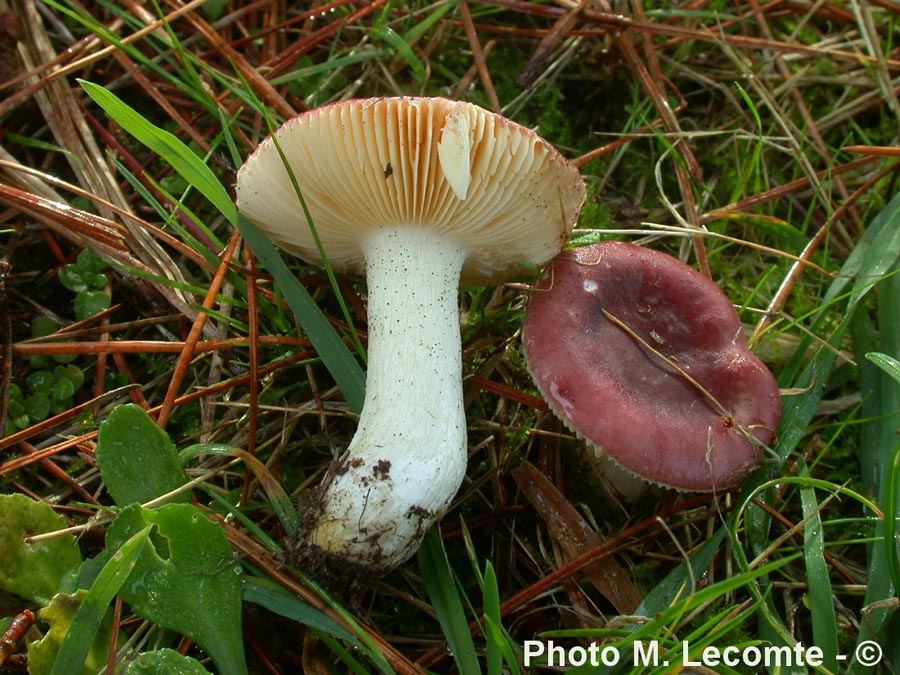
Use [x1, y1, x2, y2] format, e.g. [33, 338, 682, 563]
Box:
[306, 226, 469, 571]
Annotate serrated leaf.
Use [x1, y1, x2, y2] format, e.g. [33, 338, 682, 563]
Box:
[0, 494, 82, 605]
[106, 503, 247, 675]
[96, 404, 190, 507]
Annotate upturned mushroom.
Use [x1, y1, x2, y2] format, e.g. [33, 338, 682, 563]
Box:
[236, 97, 585, 574]
[523, 241, 781, 492]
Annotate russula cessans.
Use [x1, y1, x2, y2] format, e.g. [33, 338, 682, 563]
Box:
[236, 97, 585, 573]
[523, 241, 781, 492]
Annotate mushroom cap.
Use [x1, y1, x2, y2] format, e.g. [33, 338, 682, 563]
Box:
[523, 241, 782, 491]
[235, 97, 585, 284]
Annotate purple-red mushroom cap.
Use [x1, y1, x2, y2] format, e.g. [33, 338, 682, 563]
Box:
[523, 241, 782, 492]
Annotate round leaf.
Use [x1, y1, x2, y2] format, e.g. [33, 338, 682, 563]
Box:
[58, 265, 88, 293]
[23, 393, 51, 422]
[54, 364, 85, 390]
[74, 290, 110, 321]
[27, 370, 55, 395]
[76, 247, 108, 274]
[29, 355, 51, 369]
[31, 316, 60, 338]
[9, 399, 25, 419]
[52, 351, 79, 365]
[0, 494, 82, 604]
[52, 377, 75, 401]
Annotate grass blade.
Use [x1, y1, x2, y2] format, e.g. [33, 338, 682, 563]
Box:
[849, 257, 900, 673]
[79, 80, 235, 222]
[181, 443, 300, 535]
[79, 80, 366, 412]
[51, 528, 151, 675]
[235, 214, 366, 412]
[866, 351, 900, 384]
[418, 527, 481, 675]
[242, 577, 360, 644]
[637, 188, 900, 633]
[374, 25, 427, 82]
[482, 562, 503, 675]
[799, 478, 839, 671]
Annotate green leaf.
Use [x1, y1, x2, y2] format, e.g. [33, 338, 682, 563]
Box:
[54, 364, 85, 390]
[30, 316, 60, 338]
[27, 370, 55, 395]
[76, 247, 108, 274]
[73, 290, 110, 321]
[850, 260, 900, 673]
[28, 590, 114, 675]
[373, 25, 427, 82]
[58, 264, 88, 293]
[8, 400, 28, 430]
[96, 403, 190, 507]
[123, 649, 213, 675]
[181, 442, 299, 535]
[482, 562, 520, 675]
[241, 574, 396, 675]
[7, 382, 22, 401]
[0, 494, 82, 605]
[106, 503, 247, 675]
[52, 376, 75, 401]
[636, 527, 727, 617]
[403, 1, 457, 43]
[799, 479, 839, 672]
[23, 393, 51, 422]
[51, 350, 78, 365]
[199, 0, 229, 21]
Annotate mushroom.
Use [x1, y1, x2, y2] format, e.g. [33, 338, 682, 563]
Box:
[522, 241, 781, 492]
[236, 97, 585, 574]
